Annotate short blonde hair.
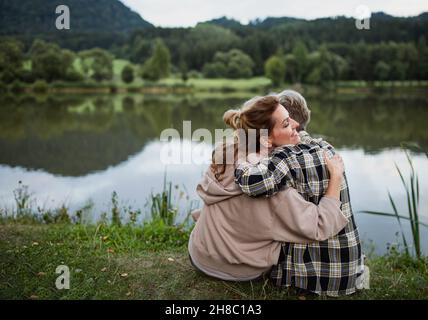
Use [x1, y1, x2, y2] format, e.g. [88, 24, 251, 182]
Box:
[277, 89, 310, 131]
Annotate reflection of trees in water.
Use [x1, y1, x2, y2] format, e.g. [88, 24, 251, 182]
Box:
[0, 95, 239, 176]
[307, 95, 428, 153]
[0, 94, 427, 176]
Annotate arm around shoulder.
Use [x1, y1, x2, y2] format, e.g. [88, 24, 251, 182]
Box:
[271, 187, 348, 243]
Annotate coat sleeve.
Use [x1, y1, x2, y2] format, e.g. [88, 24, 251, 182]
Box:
[270, 187, 349, 243]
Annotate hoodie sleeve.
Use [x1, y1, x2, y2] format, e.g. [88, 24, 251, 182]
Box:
[271, 187, 349, 243]
[191, 209, 201, 222]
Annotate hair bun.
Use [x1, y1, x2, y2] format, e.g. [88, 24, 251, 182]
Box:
[223, 109, 241, 129]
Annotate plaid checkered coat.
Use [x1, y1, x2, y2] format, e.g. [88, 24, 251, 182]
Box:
[234, 131, 364, 296]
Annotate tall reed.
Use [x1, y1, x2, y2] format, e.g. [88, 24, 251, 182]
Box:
[361, 149, 427, 258]
[149, 170, 178, 226]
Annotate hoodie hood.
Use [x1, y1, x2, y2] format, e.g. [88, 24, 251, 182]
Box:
[197, 164, 243, 205]
[197, 143, 243, 205]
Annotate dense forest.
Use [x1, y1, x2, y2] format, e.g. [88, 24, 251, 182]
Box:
[1, 0, 428, 85]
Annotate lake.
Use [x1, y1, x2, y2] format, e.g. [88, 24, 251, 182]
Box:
[0, 91, 427, 255]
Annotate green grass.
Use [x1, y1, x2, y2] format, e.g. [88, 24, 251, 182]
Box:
[185, 77, 271, 92]
[113, 59, 131, 74]
[1, 223, 427, 300]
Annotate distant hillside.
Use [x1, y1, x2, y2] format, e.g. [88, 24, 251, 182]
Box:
[202, 11, 428, 43]
[203, 16, 244, 29]
[0, 0, 153, 35]
[1, 2, 427, 79]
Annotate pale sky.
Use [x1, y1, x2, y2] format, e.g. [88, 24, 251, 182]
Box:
[120, 0, 428, 27]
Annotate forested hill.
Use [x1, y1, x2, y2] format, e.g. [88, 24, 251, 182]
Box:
[203, 12, 428, 44]
[1, 0, 427, 50]
[1, 1, 427, 81]
[0, 0, 153, 35]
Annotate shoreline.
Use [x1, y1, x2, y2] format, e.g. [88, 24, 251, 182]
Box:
[3, 79, 428, 96]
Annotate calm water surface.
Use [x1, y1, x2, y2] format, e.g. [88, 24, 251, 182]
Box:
[1, 92, 427, 255]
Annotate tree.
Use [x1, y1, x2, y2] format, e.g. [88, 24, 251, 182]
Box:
[292, 41, 308, 82]
[264, 55, 285, 86]
[179, 60, 188, 82]
[349, 41, 371, 80]
[202, 49, 254, 78]
[306, 67, 322, 85]
[390, 61, 407, 81]
[374, 61, 391, 81]
[130, 36, 152, 64]
[304, 46, 347, 84]
[30, 40, 78, 82]
[416, 36, 428, 80]
[121, 64, 134, 83]
[186, 24, 240, 71]
[202, 61, 227, 78]
[319, 46, 348, 81]
[226, 49, 254, 78]
[80, 48, 114, 82]
[0, 39, 24, 83]
[284, 54, 298, 83]
[141, 38, 171, 81]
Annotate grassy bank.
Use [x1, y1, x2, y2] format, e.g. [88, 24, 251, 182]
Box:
[5, 62, 428, 96]
[4, 76, 272, 95]
[1, 222, 427, 300]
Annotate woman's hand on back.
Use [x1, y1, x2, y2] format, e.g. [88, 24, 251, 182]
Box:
[324, 152, 344, 200]
[324, 151, 344, 180]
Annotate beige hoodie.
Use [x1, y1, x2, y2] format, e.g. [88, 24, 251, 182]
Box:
[188, 160, 349, 281]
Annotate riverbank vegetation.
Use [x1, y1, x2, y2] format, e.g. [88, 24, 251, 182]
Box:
[1, 178, 427, 300]
[1, 222, 428, 300]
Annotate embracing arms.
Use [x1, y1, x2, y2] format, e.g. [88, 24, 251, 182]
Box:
[235, 149, 344, 200]
[270, 186, 348, 242]
[235, 131, 344, 200]
[234, 139, 347, 241]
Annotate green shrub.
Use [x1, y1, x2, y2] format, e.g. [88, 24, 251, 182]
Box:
[32, 80, 48, 93]
[9, 80, 25, 94]
[121, 64, 134, 84]
[188, 70, 202, 79]
[65, 69, 84, 82]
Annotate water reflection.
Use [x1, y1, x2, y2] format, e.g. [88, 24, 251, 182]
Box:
[0, 93, 427, 254]
[1, 94, 427, 176]
[0, 141, 211, 220]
